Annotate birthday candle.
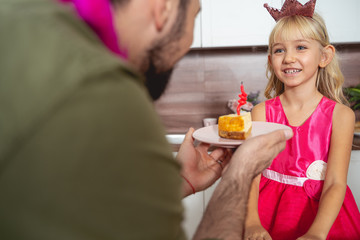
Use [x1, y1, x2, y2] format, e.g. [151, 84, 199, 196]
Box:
[236, 82, 248, 115]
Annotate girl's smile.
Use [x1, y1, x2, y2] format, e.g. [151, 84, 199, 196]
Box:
[269, 35, 323, 88]
[283, 68, 302, 75]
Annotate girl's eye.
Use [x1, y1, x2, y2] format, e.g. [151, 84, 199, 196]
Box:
[297, 45, 306, 50]
[273, 49, 284, 54]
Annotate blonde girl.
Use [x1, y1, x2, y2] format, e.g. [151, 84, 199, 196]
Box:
[244, 13, 360, 240]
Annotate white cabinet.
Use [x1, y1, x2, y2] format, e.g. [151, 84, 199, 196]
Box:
[182, 179, 220, 239]
[195, 0, 360, 48]
[182, 192, 204, 238]
[348, 150, 360, 208]
[316, 0, 360, 43]
[200, 0, 277, 47]
[190, 13, 202, 48]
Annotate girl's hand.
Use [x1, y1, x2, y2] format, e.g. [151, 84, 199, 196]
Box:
[244, 225, 272, 240]
[297, 233, 325, 240]
[176, 128, 232, 197]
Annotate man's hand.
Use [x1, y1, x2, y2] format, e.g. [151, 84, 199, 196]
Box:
[176, 128, 232, 197]
[194, 128, 293, 240]
[223, 129, 293, 180]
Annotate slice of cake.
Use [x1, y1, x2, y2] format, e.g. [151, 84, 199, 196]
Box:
[218, 112, 252, 140]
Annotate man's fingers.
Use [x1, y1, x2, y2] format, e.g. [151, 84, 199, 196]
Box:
[255, 129, 293, 152]
[284, 129, 293, 140]
[230, 128, 293, 177]
[265, 129, 293, 144]
[266, 129, 293, 152]
[197, 142, 211, 152]
[209, 148, 225, 161]
[183, 127, 195, 143]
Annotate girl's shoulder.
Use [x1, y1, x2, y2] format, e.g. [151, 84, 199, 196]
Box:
[251, 97, 280, 121]
[251, 101, 266, 121]
[330, 103, 355, 150]
[332, 102, 355, 127]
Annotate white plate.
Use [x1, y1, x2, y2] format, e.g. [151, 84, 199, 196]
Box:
[193, 121, 292, 148]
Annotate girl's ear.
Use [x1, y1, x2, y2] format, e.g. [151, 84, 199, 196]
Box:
[319, 45, 335, 68]
[153, 0, 172, 31]
[268, 54, 272, 67]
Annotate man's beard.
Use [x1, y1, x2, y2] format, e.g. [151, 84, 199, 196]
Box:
[144, 60, 174, 101]
[143, 1, 187, 101]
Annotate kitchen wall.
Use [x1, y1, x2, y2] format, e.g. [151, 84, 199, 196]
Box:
[155, 44, 360, 133]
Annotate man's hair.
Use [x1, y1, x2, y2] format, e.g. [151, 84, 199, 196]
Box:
[172, 0, 190, 38]
[110, 0, 190, 39]
[110, 0, 190, 42]
[109, 0, 130, 7]
[110, 0, 189, 11]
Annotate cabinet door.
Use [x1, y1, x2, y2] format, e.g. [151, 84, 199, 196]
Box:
[200, 0, 360, 48]
[200, 0, 279, 47]
[316, 0, 360, 43]
[182, 192, 204, 239]
[348, 151, 360, 208]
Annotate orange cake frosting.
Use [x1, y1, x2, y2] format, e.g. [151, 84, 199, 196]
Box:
[218, 112, 252, 140]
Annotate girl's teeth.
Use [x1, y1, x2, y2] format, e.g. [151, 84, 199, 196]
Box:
[285, 69, 301, 74]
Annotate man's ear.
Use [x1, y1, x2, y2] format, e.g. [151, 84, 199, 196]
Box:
[153, 0, 172, 31]
[319, 45, 335, 68]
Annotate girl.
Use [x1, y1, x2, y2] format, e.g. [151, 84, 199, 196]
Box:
[244, 12, 360, 240]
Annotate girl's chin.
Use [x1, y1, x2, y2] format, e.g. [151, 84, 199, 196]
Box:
[279, 80, 303, 88]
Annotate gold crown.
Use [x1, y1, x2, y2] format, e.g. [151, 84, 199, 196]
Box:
[264, 0, 316, 22]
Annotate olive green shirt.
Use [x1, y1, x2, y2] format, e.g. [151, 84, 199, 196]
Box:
[0, 0, 185, 239]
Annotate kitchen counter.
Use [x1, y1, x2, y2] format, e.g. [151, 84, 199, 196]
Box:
[166, 134, 185, 152]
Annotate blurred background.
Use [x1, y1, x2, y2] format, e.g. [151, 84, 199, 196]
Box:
[154, 0, 360, 133]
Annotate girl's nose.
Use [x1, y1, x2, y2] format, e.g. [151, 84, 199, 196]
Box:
[284, 51, 296, 63]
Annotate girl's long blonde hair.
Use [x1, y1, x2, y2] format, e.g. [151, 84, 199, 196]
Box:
[264, 13, 348, 105]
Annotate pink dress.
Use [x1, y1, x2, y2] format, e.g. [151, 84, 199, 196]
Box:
[259, 96, 360, 240]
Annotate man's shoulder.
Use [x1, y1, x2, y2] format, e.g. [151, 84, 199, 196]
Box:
[0, 0, 147, 160]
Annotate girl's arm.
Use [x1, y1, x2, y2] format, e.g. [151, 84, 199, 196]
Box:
[299, 104, 355, 239]
[244, 102, 272, 239]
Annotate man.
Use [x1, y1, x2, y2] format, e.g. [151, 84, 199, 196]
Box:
[0, 0, 293, 239]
